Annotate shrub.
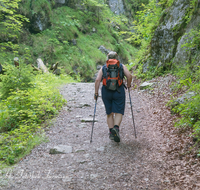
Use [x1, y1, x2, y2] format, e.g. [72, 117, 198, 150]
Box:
[0, 73, 75, 164]
[0, 63, 34, 99]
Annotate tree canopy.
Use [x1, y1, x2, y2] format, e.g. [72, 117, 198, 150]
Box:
[0, 0, 28, 54]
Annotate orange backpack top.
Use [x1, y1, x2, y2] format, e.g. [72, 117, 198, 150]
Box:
[102, 59, 124, 91]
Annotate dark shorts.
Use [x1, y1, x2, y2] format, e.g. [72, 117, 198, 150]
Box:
[101, 85, 125, 115]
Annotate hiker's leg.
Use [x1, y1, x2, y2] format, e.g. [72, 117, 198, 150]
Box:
[109, 113, 121, 142]
[112, 85, 125, 122]
[107, 113, 114, 129]
[114, 113, 123, 126]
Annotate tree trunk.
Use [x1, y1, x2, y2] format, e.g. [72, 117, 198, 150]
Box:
[50, 62, 59, 72]
[31, 64, 40, 71]
[37, 58, 49, 73]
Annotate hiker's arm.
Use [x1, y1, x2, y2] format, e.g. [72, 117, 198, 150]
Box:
[123, 65, 132, 88]
[94, 68, 103, 99]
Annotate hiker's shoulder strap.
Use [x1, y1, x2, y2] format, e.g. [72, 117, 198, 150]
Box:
[102, 64, 107, 78]
[119, 63, 124, 77]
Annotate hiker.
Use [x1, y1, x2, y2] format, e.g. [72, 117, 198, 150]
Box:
[94, 51, 132, 142]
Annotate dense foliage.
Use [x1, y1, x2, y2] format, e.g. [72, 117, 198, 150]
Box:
[0, 63, 34, 99]
[0, 0, 28, 54]
[170, 27, 200, 149]
[123, 0, 164, 76]
[0, 64, 75, 164]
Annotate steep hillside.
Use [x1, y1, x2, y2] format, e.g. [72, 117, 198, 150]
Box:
[140, 0, 200, 74]
[6, 0, 144, 81]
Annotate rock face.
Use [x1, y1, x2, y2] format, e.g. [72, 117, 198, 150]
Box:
[30, 13, 51, 33]
[173, 7, 200, 66]
[109, 0, 125, 15]
[55, 0, 66, 4]
[54, 0, 80, 8]
[20, 0, 52, 34]
[143, 1, 200, 72]
[98, 45, 111, 55]
[21, 0, 79, 34]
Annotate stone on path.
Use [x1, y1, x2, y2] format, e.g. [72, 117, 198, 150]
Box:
[77, 123, 87, 128]
[77, 103, 91, 108]
[49, 145, 72, 154]
[81, 118, 98, 122]
[62, 176, 72, 182]
[96, 146, 105, 152]
[90, 174, 98, 180]
[75, 149, 85, 153]
[84, 154, 90, 158]
[140, 82, 154, 90]
[78, 160, 87, 164]
[69, 119, 76, 123]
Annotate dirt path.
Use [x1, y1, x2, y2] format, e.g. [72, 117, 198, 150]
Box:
[1, 80, 200, 190]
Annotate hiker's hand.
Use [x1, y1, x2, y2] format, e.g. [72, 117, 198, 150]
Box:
[94, 93, 98, 101]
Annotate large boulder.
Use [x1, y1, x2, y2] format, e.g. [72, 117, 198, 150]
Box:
[143, 0, 190, 71]
[170, 91, 195, 114]
[55, 0, 65, 4]
[98, 45, 125, 65]
[174, 92, 195, 105]
[98, 45, 111, 55]
[173, 8, 200, 66]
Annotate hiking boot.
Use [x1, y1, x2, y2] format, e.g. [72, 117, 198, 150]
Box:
[111, 125, 120, 142]
[109, 132, 114, 140]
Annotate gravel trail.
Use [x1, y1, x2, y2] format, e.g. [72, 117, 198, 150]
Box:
[1, 82, 184, 190]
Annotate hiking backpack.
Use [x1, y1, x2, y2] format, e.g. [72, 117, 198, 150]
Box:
[102, 59, 124, 91]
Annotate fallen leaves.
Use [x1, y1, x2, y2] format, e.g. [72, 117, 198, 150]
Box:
[136, 74, 200, 189]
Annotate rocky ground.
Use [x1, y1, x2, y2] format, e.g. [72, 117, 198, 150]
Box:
[1, 75, 200, 190]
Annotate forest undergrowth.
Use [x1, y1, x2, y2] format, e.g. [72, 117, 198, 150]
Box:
[0, 63, 76, 166]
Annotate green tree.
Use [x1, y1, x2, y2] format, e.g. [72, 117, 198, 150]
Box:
[82, 0, 107, 23]
[0, 0, 28, 54]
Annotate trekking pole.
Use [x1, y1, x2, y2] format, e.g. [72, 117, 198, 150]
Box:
[128, 88, 137, 138]
[90, 100, 97, 143]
